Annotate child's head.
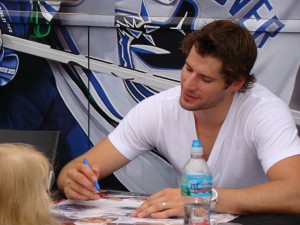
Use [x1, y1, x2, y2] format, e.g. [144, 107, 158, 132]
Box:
[0, 143, 56, 225]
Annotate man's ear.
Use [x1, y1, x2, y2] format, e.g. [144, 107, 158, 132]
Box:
[231, 77, 246, 92]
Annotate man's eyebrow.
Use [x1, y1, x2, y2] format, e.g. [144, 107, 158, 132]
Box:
[185, 61, 215, 80]
[185, 61, 191, 67]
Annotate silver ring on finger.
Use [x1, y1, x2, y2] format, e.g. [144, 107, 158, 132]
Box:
[161, 201, 167, 210]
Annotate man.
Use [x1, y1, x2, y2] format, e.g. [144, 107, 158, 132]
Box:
[57, 19, 300, 218]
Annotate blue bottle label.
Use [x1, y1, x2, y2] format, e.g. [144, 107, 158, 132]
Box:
[181, 174, 212, 197]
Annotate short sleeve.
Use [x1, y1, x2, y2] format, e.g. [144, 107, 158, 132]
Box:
[108, 93, 162, 160]
[248, 100, 300, 173]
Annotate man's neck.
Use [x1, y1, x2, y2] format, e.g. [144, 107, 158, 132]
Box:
[193, 94, 235, 160]
[194, 93, 234, 128]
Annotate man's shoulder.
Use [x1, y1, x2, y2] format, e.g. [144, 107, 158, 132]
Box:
[232, 83, 289, 121]
[240, 83, 285, 105]
[158, 85, 181, 98]
[136, 86, 181, 113]
[145, 85, 180, 103]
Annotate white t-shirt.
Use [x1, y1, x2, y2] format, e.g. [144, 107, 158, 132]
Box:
[109, 84, 300, 188]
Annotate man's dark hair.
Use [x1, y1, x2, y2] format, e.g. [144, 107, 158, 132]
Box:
[181, 19, 257, 93]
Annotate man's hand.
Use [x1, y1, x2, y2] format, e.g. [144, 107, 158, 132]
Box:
[57, 138, 130, 200]
[132, 188, 184, 219]
[63, 161, 101, 200]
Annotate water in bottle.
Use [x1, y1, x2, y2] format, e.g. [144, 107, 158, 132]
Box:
[181, 140, 212, 225]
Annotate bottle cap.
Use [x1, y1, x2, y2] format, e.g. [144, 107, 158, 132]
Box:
[192, 140, 201, 148]
[191, 140, 203, 156]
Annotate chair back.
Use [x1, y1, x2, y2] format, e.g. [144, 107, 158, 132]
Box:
[0, 129, 61, 189]
[0, 129, 61, 166]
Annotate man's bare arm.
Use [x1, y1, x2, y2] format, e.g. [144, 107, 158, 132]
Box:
[133, 155, 300, 219]
[57, 137, 129, 200]
[215, 155, 300, 214]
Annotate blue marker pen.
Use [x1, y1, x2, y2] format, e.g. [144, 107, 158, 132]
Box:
[83, 158, 101, 191]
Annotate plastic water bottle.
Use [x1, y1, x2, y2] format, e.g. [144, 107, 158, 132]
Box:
[181, 140, 212, 225]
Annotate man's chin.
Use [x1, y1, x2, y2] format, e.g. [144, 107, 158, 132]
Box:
[179, 99, 197, 111]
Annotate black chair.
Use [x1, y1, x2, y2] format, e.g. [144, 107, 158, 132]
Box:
[0, 129, 61, 189]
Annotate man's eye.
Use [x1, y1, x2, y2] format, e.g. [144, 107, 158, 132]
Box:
[186, 66, 192, 72]
[202, 77, 213, 83]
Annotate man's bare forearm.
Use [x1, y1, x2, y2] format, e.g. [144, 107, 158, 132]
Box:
[215, 180, 300, 214]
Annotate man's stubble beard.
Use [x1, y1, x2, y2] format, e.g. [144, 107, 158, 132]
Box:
[179, 91, 226, 111]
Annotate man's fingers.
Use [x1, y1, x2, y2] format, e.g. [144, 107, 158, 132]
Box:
[151, 208, 178, 219]
[134, 200, 165, 218]
[64, 185, 97, 200]
[132, 188, 184, 219]
[79, 162, 101, 188]
[64, 177, 100, 200]
[92, 165, 100, 178]
[151, 201, 184, 218]
[72, 163, 99, 190]
[64, 165, 100, 200]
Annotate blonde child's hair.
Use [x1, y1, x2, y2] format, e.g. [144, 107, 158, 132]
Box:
[0, 143, 57, 225]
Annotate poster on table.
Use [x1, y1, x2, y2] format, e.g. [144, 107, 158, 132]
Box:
[53, 190, 236, 224]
